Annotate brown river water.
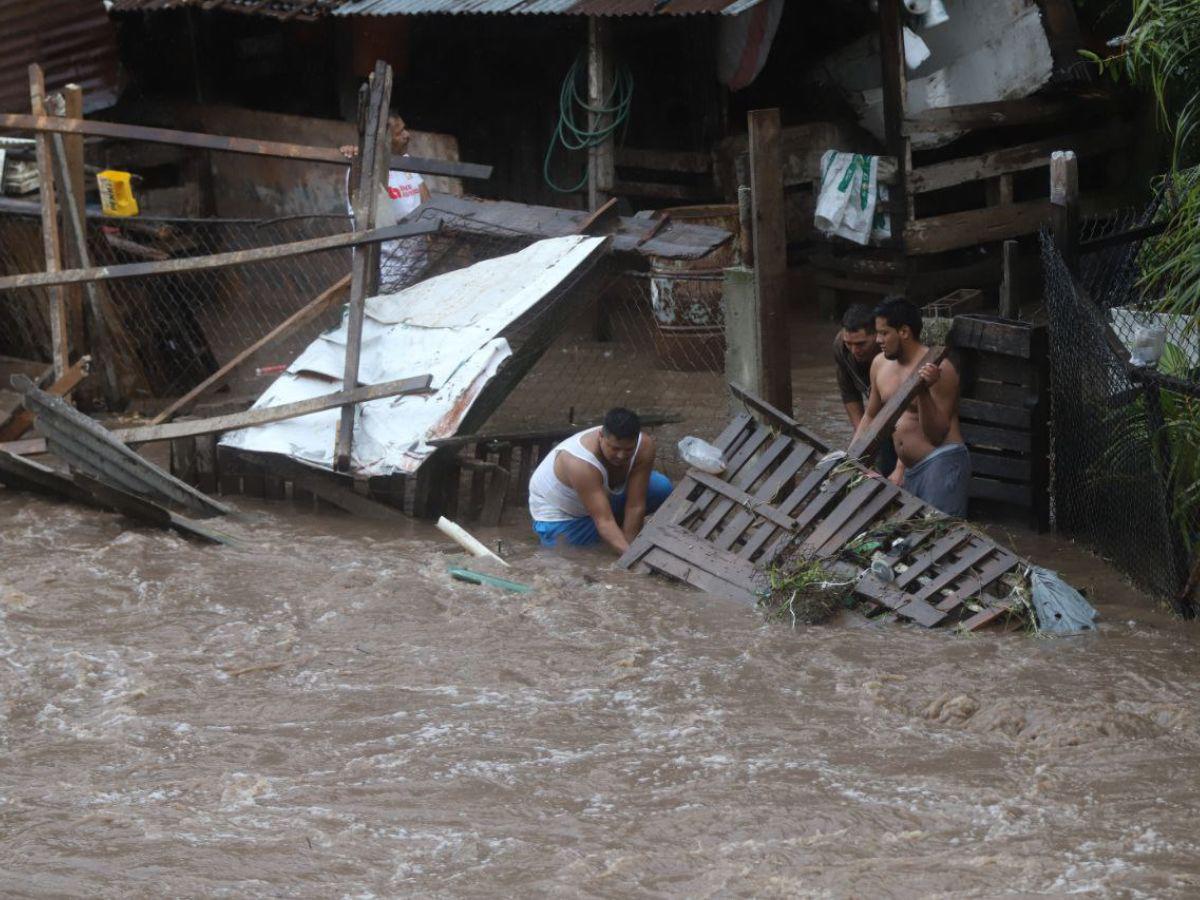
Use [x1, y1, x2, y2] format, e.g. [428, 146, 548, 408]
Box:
[3, 355, 1200, 897]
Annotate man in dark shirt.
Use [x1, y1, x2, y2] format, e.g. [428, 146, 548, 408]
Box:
[833, 303, 898, 477]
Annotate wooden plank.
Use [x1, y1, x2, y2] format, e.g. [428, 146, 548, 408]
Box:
[969, 452, 1031, 482]
[972, 380, 1033, 406]
[686, 469, 800, 533]
[714, 443, 814, 551]
[682, 424, 771, 524]
[949, 316, 1039, 359]
[479, 447, 511, 527]
[72, 472, 233, 545]
[975, 352, 1034, 386]
[902, 94, 1110, 135]
[847, 345, 948, 461]
[959, 398, 1031, 429]
[0, 220, 438, 293]
[960, 423, 1031, 453]
[961, 602, 1017, 631]
[1051, 150, 1080, 268]
[652, 523, 766, 596]
[748, 108, 791, 413]
[574, 197, 619, 235]
[641, 546, 762, 607]
[194, 433, 217, 494]
[817, 480, 903, 558]
[999, 240, 1019, 319]
[614, 146, 711, 174]
[968, 476, 1033, 506]
[854, 573, 947, 627]
[0, 355, 90, 442]
[935, 552, 1018, 614]
[0, 112, 491, 180]
[150, 274, 350, 425]
[728, 383, 830, 451]
[878, 0, 910, 244]
[908, 125, 1125, 194]
[587, 16, 615, 206]
[913, 542, 995, 604]
[894, 527, 974, 588]
[170, 436, 197, 485]
[61, 84, 86, 359]
[29, 65, 68, 380]
[904, 201, 1054, 255]
[803, 478, 884, 554]
[468, 443, 488, 519]
[693, 434, 792, 539]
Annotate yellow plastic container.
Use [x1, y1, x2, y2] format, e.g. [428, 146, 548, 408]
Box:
[95, 170, 139, 217]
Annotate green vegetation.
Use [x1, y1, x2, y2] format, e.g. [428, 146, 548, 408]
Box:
[762, 557, 854, 626]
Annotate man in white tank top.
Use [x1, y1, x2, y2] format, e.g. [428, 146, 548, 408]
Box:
[528, 408, 672, 553]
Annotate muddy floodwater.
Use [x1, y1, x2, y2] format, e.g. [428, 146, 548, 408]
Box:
[3, 348, 1200, 897]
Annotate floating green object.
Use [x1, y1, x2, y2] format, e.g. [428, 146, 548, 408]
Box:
[448, 566, 533, 594]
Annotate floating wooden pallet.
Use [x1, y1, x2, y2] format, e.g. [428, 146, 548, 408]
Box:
[618, 388, 1030, 631]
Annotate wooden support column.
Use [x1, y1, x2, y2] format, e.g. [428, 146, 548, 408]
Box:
[29, 65, 68, 379]
[998, 240, 1019, 319]
[1050, 150, 1080, 271]
[334, 60, 392, 473]
[587, 16, 615, 211]
[878, 0, 910, 246]
[747, 108, 791, 414]
[60, 84, 86, 357]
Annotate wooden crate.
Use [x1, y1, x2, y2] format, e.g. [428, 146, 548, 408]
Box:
[949, 314, 1049, 530]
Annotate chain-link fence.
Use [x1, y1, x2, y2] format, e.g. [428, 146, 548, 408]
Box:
[1043, 189, 1200, 605]
[0, 201, 729, 473]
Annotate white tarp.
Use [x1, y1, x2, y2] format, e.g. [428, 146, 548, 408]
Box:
[220, 235, 606, 476]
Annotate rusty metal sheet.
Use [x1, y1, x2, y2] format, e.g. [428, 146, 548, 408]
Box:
[332, 0, 764, 14]
[109, 0, 354, 21]
[0, 0, 120, 114]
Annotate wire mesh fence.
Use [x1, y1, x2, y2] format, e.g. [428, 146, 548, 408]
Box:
[0, 201, 730, 475]
[1043, 187, 1200, 605]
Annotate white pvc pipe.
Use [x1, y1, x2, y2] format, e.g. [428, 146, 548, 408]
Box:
[436, 516, 510, 567]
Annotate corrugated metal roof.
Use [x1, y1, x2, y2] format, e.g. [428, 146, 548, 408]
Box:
[0, 0, 120, 114]
[108, 0, 355, 21]
[109, 0, 763, 16]
[333, 0, 764, 14]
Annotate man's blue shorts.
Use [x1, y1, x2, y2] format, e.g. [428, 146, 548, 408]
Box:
[532, 471, 673, 547]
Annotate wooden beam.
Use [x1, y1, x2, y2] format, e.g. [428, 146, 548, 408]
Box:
[878, 0, 910, 245]
[232, 449, 406, 521]
[335, 61, 392, 473]
[847, 345, 948, 461]
[0, 112, 492, 181]
[902, 93, 1112, 136]
[60, 84, 86, 358]
[0, 220, 436, 292]
[28, 65, 68, 380]
[748, 108, 791, 414]
[574, 197, 620, 235]
[908, 125, 1126, 194]
[1050, 150, 1080, 269]
[149, 274, 351, 426]
[587, 16, 615, 209]
[998, 240, 1018, 319]
[614, 146, 711, 174]
[50, 128, 151, 403]
[4, 373, 432, 454]
[0, 354, 90, 442]
[904, 200, 1054, 255]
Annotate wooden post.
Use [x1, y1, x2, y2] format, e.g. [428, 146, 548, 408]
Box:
[1050, 150, 1080, 271]
[878, 0, 910, 246]
[999, 240, 1019, 319]
[29, 65, 68, 379]
[748, 108, 791, 414]
[334, 61, 392, 473]
[586, 16, 615, 211]
[60, 84, 86, 357]
[736, 184, 753, 267]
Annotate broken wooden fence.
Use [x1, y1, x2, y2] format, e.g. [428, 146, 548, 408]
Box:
[619, 388, 1028, 631]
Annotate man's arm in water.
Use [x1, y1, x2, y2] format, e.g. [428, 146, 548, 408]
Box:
[915, 357, 960, 446]
[621, 435, 656, 545]
[564, 456, 629, 554]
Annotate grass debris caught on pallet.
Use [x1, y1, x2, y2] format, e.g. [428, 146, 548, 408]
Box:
[762, 555, 856, 626]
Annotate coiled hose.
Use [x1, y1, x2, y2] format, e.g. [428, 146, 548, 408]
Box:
[543, 54, 634, 194]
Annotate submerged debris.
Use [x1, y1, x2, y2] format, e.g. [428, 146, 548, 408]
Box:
[762, 555, 855, 626]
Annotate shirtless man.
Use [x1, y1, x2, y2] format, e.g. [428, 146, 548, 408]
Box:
[527, 408, 672, 554]
[853, 296, 971, 517]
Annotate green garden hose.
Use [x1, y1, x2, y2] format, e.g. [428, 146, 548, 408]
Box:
[543, 54, 634, 194]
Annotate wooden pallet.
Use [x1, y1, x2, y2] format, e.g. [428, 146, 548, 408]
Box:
[618, 389, 1029, 631]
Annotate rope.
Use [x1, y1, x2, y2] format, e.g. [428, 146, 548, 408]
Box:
[543, 54, 634, 194]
